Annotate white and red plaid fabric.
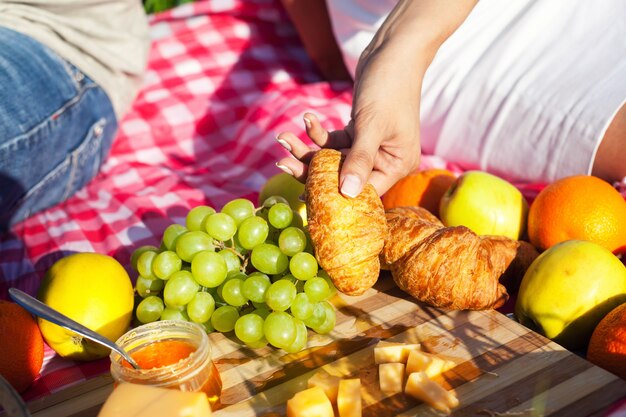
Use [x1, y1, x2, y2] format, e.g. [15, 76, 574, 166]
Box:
[0, 0, 624, 404]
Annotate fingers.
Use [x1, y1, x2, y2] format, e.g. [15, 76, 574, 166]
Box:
[275, 131, 317, 164]
[276, 157, 308, 182]
[303, 113, 352, 149]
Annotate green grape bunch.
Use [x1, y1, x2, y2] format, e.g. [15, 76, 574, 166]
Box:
[129, 197, 338, 353]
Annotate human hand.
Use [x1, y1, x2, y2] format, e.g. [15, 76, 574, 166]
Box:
[275, 44, 423, 197]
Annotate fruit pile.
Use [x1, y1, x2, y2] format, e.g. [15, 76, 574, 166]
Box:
[130, 197, 337, 353]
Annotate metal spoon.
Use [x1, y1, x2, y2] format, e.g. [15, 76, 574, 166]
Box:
[8, 288, 140, 370]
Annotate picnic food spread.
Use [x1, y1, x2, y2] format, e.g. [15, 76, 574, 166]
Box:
[2, 148, 626, 416]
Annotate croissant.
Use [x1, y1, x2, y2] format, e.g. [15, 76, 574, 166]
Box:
[383, 206, 538, 310]
[305, 149, 387, 296]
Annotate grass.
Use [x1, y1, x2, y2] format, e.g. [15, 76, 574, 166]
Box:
[144, 0, 196, 14]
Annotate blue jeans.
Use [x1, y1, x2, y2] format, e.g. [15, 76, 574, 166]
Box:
[0, 27, 118, 231]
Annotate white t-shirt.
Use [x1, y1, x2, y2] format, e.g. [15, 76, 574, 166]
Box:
[0, 0, 150, 118]
[326, 0, 626, 183]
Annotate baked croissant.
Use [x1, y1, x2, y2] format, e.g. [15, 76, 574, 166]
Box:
[383, 206, 538, 310]
[305, 149, 388, 296]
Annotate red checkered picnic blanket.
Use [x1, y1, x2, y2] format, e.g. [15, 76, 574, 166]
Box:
[0, 0, 624, 405]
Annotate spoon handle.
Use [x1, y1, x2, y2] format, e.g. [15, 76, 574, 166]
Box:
[8, 288, 140, 370]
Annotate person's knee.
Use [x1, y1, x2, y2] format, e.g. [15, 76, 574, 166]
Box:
[592, 103, 626, 183]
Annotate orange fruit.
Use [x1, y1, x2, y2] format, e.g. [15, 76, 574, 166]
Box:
[0, 300, 45, 392]
[527, 175, 626, 253]
[381, 169, 456, 217]
[587, 302, 626, 379]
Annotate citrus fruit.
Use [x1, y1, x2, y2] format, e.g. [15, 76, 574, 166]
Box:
[381, 169, 455, 217]
[0, 300, 44, 392]
[515, 240, 626, 351]
[587, 302, 626, 379]
[38, 253, 134, 360]
[527, 175, 626, 253]
[258, 173, 307, 225]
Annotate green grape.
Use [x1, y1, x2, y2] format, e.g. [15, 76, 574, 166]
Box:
[273, 273, 297, 284]
[205, 213, 237, 241]
[221, 278, 248, 307]
[186, 205, 216, 231]
[211, 305, 239, 332]
[191, 250, 228, 288]
[312, 301, 336, 334]
[304, 276, 331, 302]
[263, 311, 296, 349]
[304, 302, 327, 330]
[218, 249, 241, 273]
[318, 270, 337, 298]
[267, 203, 293, 229]
[242, 274, 271, 303]
[251, 306, 271, 319]
[251, 243, 289, 275]
[175, 230, 214, 262]
[246, 336, 268, 349]
[262, 195, 289, 208]
[290, 292, 314, 320]
[221, 198, 255, 226]
[160, 307, 190, 321]
[289, 252, 318, 281]
[162, 224, 188, 250]
[163, 270, 199, 307]
[265, 279, 297, 312]
[237, 216, 269, 249]
[202, 319, 215, 333]
[284, 318, 308, 353]
[187, 292, 216, 323]
[278, 227, 306, 256]
[136, 296, 164, 324]
[218, 271, 246, 300]
[136, 250, 158, 279]
[131, 245, 159, 272]
[234, 314, 265, 343]
[135, 275, 165, 297]
[152, 250, 182, 280]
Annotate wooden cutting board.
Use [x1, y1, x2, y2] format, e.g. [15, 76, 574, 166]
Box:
[24, 274, 626, 417]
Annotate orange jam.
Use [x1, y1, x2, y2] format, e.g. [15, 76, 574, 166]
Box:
[110, 321, 222, 407]
[123, 340, 196, 369]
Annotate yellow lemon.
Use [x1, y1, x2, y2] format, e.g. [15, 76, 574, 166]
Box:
[38, 253, 134, 361]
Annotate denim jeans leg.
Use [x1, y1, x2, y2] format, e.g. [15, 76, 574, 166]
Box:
[0, 27, 118, 230]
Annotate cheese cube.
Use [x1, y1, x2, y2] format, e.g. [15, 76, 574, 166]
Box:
[286, 386, 334, 417]
[405, 372, 459, 414]
[337, 379, 362, 417]
[374, 342, 420, 364]
[378, 363, 405, 395]
[405, 350, 456, 378]
[98, 383, 212, 417]
[308, 371, 341, 404]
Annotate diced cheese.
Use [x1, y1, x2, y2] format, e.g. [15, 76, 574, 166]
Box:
[404, 372, 459, 414]
[374, 342, 420, 364]
[378, 363, 405, 395]
[286, 386, 334, 417]
[308, 371, 341, 404]
[405, 349, 457, 378]
[98, 383, 212, 417]
[337, 379, 362, 417]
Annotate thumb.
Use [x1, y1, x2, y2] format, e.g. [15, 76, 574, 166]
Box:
[339, 143, 377, 198]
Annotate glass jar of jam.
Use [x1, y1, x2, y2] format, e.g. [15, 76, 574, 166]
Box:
[109, 320, 222, 406]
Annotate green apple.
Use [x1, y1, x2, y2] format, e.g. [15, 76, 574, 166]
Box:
[258, 173, 307, 225]
[439, 170, 528, 239]
[515, 240, 626, 351]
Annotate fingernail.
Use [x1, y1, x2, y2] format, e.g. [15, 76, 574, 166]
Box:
[275, 137, 292, 151]
[341, 174, 362, 198]
[303, 117, 312, 129]
[275, 163, 293, 175]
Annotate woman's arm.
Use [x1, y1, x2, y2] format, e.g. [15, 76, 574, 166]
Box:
[278, 0, 351, 81]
